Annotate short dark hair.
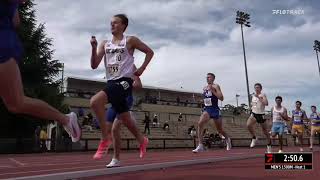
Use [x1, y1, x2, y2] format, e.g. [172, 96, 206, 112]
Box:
[254, 83, 262, 89]
[275, 96, 282, 101]
[114, 14, 129, 31]
[296, 101, 302, 105]
[207, 73, 215, 78]
[311, 105, 317, 109]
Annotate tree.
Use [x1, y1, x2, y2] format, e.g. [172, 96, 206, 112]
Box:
[237, 103, 249, 114]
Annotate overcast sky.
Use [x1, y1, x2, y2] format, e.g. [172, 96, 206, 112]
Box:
[34, 0, 320, 114]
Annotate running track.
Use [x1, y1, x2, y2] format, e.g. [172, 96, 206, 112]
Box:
[0, 147, 318, 179]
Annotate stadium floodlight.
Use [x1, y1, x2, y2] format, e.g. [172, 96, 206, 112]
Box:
[313, 40, 320, 78]
[236, 11, 251, 108]
[236, 94, 240, 107]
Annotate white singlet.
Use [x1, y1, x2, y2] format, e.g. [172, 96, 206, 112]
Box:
[272, 106, 285, 123]
[104, 36, 135, 80]
[251, 93, 267, 114]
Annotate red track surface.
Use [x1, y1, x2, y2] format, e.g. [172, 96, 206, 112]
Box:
[88, 153, 319, 180]
[0, 147, 318, 179]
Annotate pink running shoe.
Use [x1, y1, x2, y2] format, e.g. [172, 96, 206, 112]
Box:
[139, 137, 149, 158]
[93, 139, 112, 160]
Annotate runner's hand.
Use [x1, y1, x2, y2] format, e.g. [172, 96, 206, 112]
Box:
[90, 36, 98, 49]
[134, 67, 145, 76]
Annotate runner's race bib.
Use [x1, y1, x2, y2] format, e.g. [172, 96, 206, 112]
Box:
[107, 64, 120, 77]
[204, 98, 212, 106]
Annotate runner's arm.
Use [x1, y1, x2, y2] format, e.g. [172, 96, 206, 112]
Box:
[91, 40, 106, 69]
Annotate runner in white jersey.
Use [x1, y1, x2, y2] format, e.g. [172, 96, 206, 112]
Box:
[269, 96, 288, 153]
[90, 14, 154, 167]
[246, 83, 271, 153]
[92, 65, 141, 163]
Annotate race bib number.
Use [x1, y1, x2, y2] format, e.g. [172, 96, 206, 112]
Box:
[293, 112, 302, 122]
[107, 64, 120, 77]
[293, 117, 302, 123]
[120, 81, 130, 90]
[204, 98, 212, 106]
[116, 54, 122, 61]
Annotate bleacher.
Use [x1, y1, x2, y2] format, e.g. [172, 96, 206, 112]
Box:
[63, 77, 319, 151]
[78, 102, 281, 150]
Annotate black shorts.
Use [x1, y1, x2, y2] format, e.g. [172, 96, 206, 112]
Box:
[251, 113, 266, 124]
[103, 77, 133, 114]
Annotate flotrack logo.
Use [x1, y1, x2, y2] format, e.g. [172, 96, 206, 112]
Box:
[272, 9, 304, 15]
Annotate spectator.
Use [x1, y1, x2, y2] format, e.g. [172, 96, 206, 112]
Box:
[203, 129, 209, 137]
[163, 121, 170, 131]
[152, 97, 157, 104]
[145, 95, 149, 103]
[84, 113, 93, 126]
[39, 127, 48, 152]
[87, 113, 93, 121]
[197, 100, 202, 108]
[209, 133, 215, 139]
[78, 107, 84, 117]
[144, 113, 151, 135]
[34, 126, 41, 152]
[218, 133, 225, 140]
[190, 126, 197, 138]
[176, 96, 180, 105]
[93, 117, 100, 129]
[62, 129, 72, 152]
[50, 126, 56, 151]
[214, 133, 222, 141]
[233, 108, 239, 116]
[188, 125, 195, 134]
[82, 116, 93, 132]
[153, 114, 159, 127]
[178, 113, 183, 122]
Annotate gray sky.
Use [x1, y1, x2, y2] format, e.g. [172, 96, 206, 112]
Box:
[34, 0, 320, 114]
